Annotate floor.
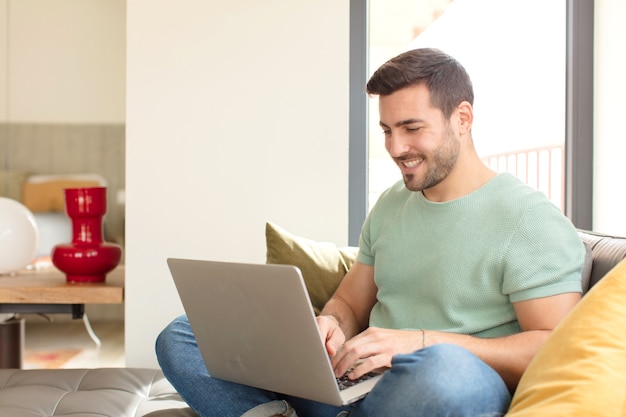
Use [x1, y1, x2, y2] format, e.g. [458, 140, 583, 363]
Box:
[22, 315, 125, 369]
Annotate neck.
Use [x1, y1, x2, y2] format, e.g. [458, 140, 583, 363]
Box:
[422, 149, 495, 202]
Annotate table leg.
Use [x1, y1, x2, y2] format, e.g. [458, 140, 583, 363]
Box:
[0, 318, 24, 369]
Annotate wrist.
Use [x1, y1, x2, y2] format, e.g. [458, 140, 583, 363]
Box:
[321, 314, 341, 327]
[419, 329, 428, 349]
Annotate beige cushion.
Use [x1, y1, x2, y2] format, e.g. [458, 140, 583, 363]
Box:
[21, 174, 105, 212]
[507, 258, 626, 416]
[265, 221, 358, 314]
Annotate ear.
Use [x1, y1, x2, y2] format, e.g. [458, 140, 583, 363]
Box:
[456, 101, 473, 135]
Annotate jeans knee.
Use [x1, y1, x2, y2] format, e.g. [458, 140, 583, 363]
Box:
[356, 345, 510, 416]
[154, 325, 170, 365]
[387, 344, 474, 394]
[155, 315, 192, 370]
[397, 344, 507, 397]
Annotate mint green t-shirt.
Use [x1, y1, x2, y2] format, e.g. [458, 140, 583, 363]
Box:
[358, 173, 585, 338]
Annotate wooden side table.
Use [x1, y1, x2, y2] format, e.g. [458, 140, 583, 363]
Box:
[0, 266, 124, 368]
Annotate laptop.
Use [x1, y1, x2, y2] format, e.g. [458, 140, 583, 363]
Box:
[167, 258, 383, 406]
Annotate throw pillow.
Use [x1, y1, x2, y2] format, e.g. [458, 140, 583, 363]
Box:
[265, 221, 358, 314]
[506, 258, 626, 416]
[22, 175, 105, 212]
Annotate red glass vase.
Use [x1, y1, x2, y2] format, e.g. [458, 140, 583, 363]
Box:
[52, 187, 122, 283]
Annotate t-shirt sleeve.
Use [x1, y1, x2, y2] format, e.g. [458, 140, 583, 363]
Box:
[503, 200, 585, 303]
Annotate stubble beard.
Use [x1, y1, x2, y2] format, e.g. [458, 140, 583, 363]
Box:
[402, 127, 460, 192]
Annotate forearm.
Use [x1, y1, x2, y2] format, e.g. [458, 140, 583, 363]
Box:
[319, 295, 367, 340]
[426, 329, 551, 390]
[319, 261, 378, 341]
[431, 292, 581, 390]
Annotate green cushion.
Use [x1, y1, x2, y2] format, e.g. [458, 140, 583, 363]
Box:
[265, 221, 358, 314]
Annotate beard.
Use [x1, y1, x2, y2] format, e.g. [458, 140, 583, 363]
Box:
[400, 125, 460, 192]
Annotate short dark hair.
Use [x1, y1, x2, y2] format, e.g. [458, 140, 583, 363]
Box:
[366, 48, 474, 119]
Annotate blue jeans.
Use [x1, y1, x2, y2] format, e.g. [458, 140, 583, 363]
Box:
[155, 315, 511, 417]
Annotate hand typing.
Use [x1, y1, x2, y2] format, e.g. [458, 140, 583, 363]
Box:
[328, 327, 424, 380]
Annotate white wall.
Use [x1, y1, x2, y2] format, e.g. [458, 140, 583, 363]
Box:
[126, 0, 350, 367]
[0, 0, 125, 123]
[594, 1, 626, 236]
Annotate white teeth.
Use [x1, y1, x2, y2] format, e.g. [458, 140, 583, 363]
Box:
[402, 159, 422, 168]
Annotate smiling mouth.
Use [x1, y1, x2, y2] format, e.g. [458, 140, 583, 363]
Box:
[400, 157, 424, 169]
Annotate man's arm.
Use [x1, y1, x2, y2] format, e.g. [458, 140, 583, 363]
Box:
[317, 260, 581, 389]
[323, 287, 580, 390]
[423, 291, 581, 390]
[317, 262, 378, 356]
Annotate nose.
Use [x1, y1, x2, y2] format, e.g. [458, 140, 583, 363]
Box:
[385, 132, 410, 158]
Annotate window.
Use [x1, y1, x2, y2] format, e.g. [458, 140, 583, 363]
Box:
[348, 0, 593, 244]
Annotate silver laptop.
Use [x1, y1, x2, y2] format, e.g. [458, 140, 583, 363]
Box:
[167, 258, 383, 406]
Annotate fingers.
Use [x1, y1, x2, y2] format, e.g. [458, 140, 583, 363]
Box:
[331, 332, 377, 378]
[327, 340, 340, 356]
[331, 327, 394, 379]
[316, 315, 345, 357]
[318, 324, 398, 380]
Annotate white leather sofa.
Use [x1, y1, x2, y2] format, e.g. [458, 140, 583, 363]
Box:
[1, 229, 623, 417]
[0, 368, 196, 417]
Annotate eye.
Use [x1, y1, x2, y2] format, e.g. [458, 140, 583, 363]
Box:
[382, 129, 391, 136]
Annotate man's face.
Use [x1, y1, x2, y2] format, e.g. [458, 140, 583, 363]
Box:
[378, 83, 460, 193]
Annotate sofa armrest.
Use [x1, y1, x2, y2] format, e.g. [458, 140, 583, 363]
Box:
[577, 229, 626, 290]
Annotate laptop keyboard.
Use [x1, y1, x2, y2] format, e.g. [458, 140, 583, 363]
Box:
[336, 370, 381, 391]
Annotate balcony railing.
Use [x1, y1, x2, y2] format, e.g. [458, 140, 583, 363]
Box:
[481, 144, 565, 210]
[368, 144, 565, 213]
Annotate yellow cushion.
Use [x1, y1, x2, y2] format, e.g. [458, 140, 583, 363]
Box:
[507, 258, 626, 416]
[265, 221, 358, 314]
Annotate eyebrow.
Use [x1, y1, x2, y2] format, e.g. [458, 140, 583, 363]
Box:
[379, 118, 424, 129]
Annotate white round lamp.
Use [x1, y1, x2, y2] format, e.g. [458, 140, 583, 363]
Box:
[0, 197, 39, 274]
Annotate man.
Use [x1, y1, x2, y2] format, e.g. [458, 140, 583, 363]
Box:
[156, 48, 585, 417]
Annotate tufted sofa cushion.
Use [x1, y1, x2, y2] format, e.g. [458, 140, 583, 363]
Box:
[0, 368, 197, 417]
